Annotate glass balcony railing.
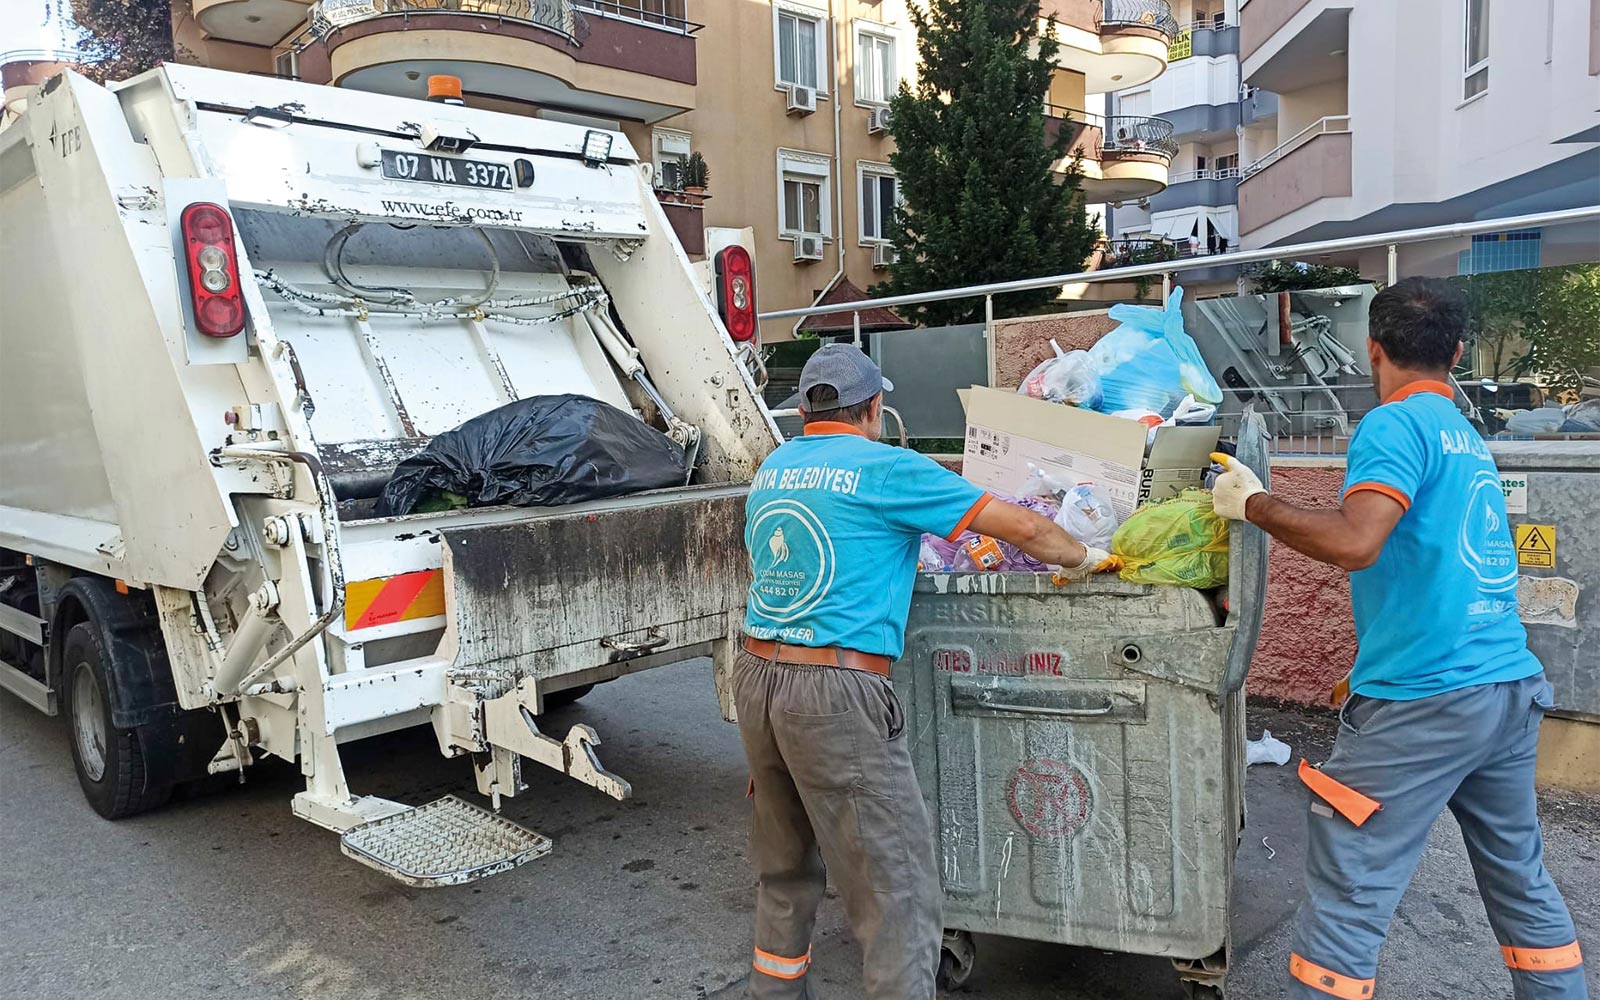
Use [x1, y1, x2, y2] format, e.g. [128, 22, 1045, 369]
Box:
[1101, 115, 1179, 159]
[1098, 0, 1181, 41]
[308, 0, 699, 42]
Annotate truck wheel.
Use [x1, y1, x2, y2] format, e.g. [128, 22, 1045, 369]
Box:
[543, 683, 594, 710]
[64, 623, 174, 818]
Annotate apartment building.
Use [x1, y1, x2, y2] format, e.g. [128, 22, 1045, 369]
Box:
[1236, 0, 1600, 278]
[1102, 0, 1264, 294]
[5, 1, 1183, 336]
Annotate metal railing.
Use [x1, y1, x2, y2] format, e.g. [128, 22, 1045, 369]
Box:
[758, 206, 1600, 321]
[1240, 115, 1351, 179]
[1098, 0, 1181, 40]
[1167, 166, 1241, 184]
[1, 48, 81, 65]
[1101, 114, 1179, 158]
[310, 0, 578, 41]
[576, 0, 700, 34]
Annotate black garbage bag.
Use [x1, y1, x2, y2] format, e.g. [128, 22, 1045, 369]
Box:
[376, 394, 687, 517]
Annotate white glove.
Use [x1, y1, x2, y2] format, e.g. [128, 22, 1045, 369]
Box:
[1052, 545, 1118, 583]
[1210, 452, 1265, 521]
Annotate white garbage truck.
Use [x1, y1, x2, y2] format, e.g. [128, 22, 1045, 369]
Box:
[0, 65, 780, 884]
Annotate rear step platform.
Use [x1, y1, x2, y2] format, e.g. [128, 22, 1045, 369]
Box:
[340, 795, 552, 887]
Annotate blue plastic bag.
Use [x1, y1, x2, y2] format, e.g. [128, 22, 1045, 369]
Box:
[1086, 287, 1223, 417]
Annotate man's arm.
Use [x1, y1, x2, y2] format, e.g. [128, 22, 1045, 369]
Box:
[970, 500, 1098, 572]
[1242, 490, 1406, 572]
[1211, 453, 1406, 572]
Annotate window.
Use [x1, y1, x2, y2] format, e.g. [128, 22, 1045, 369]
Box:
[776, 4, 828, 94]
[858, 164, 899, 242]
[1457, 229, 1540, 275]
[1214, 152, 1239, 175]
[274, 49, 299, 80]
[855, 25, 897, 105]
[652, 128, 691, 190]
[778, 149, 832, 238]
[1463, 0, 1489, 99]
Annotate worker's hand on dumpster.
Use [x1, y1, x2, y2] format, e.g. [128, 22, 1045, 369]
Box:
[1209, 452, 1265, 521]
[1051, 546, 1120, 584]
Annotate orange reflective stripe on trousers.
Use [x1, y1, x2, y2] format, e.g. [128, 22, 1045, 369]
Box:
[1290, 953, 1375, 999]
[752, 946, 810, 980]
[1502, 941, 1583, 971]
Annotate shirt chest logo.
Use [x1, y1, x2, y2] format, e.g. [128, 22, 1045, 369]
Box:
[749, 499, 837, 623]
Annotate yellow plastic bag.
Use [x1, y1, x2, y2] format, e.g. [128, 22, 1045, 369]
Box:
[1111, 488, 1230, 588]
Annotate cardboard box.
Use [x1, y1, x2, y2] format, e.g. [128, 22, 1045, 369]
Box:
[960, 386, 1220, 520]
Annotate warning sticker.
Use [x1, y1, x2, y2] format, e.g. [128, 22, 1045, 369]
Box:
[1514, 524, 1556, 569]
[1005, 759, 1091, 839]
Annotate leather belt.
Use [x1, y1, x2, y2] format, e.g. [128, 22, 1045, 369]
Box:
[742, 636, 891, 677]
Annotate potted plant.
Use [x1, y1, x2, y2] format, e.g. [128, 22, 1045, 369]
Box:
[682, 152, 709, 197]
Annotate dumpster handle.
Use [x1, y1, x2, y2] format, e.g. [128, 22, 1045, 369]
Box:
[973, 697, 1115, 717]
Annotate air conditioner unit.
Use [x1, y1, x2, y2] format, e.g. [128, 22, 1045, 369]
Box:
[786, 85, 818, 116]
[792, 235, 825, 262]
[867, 106, 892, 135]
[871, 242, 897, 269]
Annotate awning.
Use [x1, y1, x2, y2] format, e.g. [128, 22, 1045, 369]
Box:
[797, 278, 914, 335]
[1150, 209, 1199, 241]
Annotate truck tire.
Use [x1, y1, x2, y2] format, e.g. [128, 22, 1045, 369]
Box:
[63, 623, 174, 818]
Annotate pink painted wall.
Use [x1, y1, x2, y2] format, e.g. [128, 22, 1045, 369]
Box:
[1248, 464, 1355, 706]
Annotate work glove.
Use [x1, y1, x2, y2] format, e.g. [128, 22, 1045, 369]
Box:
[1209, 452, 1265, 521]
[1051, 545, 1120, 584]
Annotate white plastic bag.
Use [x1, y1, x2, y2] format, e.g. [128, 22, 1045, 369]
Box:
[1020, 462, 1070, 500]
[1019, 340, 1103, 409]
[1055, 483, 1120, 550]
[1246, 730, 1292, 766]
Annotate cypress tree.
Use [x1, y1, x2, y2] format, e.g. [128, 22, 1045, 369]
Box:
[881, 0, 1098, 325]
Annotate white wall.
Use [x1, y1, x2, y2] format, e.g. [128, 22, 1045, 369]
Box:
[1276, 77, 1347, 143]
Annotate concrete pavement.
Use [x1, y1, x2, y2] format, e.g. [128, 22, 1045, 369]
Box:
[3, 662, 1595, 1000]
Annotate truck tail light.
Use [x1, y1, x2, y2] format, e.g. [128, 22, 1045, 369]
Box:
[181, 202, 245, 338]
[714, 245, 758, 343]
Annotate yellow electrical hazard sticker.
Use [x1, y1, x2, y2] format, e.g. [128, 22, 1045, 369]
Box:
[1514, 524, 1556, 568]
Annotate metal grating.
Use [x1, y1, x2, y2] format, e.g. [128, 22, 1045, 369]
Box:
[340, 795, 552, 887]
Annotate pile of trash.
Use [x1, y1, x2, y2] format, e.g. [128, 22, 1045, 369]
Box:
[1110, 487, 1231, 589]
[1499, 398, 1600, 436]
[1018, 288, 1224, 427]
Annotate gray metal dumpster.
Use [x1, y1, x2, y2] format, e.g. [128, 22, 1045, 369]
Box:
[892, 412, 1269, 999]
[1489, 441, 1600, 720]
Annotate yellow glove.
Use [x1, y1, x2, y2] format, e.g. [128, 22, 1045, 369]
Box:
[1209, 452, 1265, 521]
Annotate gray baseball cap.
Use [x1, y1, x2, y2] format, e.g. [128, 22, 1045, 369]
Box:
[783, 343, 894, 410]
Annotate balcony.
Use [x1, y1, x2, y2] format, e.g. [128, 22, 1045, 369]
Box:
[196, 0, 313, 46]
[1048, 108, 1177, 201]
[2, 49, 75, 122]
[1239, 0, 1352, 94]
[302, 0, 699, 123]
[1238, 115, 1352, 240]
[1042, 0, 1180, 94]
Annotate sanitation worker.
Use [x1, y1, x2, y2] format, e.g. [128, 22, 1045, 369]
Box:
[1211, 277, 1587, 1000]
[736, 343, 1114, 999]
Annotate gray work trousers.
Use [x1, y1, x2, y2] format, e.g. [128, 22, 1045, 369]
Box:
[733, 649, 941, 1000]
[1290, 673, 1587, 999]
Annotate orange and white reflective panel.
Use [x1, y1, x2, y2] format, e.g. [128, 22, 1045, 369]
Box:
[752, 946, 810, 980]
[344, 570, 446, 631]
[1502, 942, 1583, 972]
[1289, 954, 1374, 999]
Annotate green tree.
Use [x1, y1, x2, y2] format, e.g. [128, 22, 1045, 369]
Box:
[1244, 259, 1365, 293]
[50, 0, 175, 85]
[1456, 264, 1600, 397]
[878, 0, 1098, 326]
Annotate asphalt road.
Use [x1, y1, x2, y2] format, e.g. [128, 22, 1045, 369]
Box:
[3, 662, 1596, 1000]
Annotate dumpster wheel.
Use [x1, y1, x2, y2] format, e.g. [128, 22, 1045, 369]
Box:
[1182, 984, 1224, 1000]
[937, 929, 977, 991]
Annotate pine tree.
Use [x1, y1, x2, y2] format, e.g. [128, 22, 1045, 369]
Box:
[879, 0, 1098, 326]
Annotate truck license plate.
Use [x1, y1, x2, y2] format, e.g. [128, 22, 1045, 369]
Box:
[381, 150, 513, 191]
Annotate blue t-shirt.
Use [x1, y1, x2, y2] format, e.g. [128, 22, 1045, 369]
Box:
[1343, 381, 1541, 700]
[744, 424, 992, 658]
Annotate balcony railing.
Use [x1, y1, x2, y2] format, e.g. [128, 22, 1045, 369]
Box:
[311, 0, 572, 39]
[1241, 115, 1350, 179]
[1101, 114, 1179, 158]
[1168, 166, 1240, 183]
[1098, 0, 1181, 41]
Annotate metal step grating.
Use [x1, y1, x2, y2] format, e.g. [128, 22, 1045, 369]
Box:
[340, 795, 552, 887]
